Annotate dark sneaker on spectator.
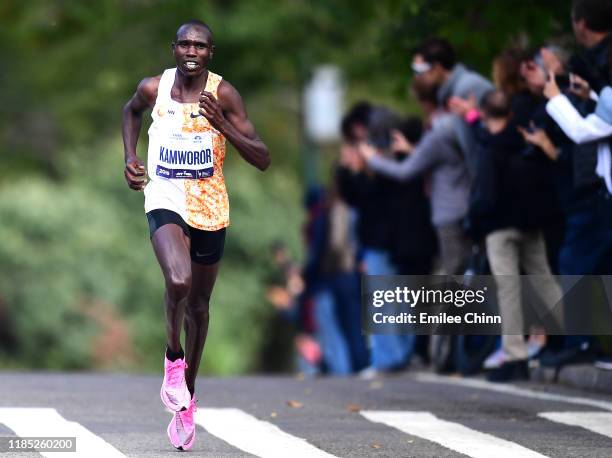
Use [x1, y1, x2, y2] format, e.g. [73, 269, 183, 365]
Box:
[487, 360, 529, 383]
[538, 342, 596, 369]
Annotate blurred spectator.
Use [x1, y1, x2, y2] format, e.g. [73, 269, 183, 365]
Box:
[301, 186, 352, 375]
[302, 184, 370, 375]
[336, 104, 416, 376]
[545, 78, 612, 195]
[543, 72, 612, 369]
[413, 37, 494, 174]
[569, 0, 612, 93]
[451, 48, 563, 372]
[263, 241, 317, 373]
[470, 90, 564, 382]
[387, 117, 438, 275]
[493, 48, 528, 100]
[388, 116, 438, 365]
[361, 83, 472, 276]
[518, 38, 611, 367]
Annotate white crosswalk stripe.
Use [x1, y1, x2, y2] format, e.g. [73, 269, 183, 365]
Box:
[0, 407, 125, 458]
[195, 407, 338, 458]
[2, 404, 610, 457]
[416, 373, 612, 411]
[539, 412, 612, 439]
[361, 410, 547, 458]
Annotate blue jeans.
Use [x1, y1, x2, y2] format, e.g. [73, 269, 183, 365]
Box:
[559, 197, 612, 275]
[330, 273, 370, 372]
[313, 288, 352, 375]
[363, 248, 415, 370]
[559, 195, 612, 350]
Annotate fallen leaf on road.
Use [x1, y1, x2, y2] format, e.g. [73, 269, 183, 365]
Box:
[286, 400, 303, 408]
[270, 412, 277, 418]
[371, 443, 381, 449]
[346, 403, 361, 413]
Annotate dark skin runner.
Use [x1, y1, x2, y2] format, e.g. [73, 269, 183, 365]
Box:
[122, 22, 269, 395]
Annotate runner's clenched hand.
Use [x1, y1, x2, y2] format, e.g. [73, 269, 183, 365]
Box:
[199, 91, 227, 131]
[124, 156, 147, 191]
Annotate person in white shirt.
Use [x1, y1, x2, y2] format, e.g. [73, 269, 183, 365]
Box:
[543, 71, 612, 194]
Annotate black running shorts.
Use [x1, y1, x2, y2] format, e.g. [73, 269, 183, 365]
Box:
[146, 209, 226, 265]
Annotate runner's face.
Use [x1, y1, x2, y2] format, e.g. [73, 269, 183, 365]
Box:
[172, 27, 213, 77]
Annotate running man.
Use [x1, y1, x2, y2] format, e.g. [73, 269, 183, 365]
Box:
[122, 20, 270, 450]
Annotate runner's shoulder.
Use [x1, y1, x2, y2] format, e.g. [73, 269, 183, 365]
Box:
[136, 75, 162, 107]
[216, 79, 243, 109]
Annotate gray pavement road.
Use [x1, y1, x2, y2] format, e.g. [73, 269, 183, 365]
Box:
[0, 371, 611, 457]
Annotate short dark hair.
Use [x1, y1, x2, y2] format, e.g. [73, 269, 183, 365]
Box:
[368, 107, 400, 149]
[416, 38, 456, 70]
[572, 0, 612, 33]
[397, 117, 423, 145]
[176, 20, 213, 40]
[341, 102, 372, 141]
[480, 89, 511, 119]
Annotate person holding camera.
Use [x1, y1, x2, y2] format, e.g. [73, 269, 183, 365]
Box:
[360, 82, 472, 276]
[545, 74, 612, 196]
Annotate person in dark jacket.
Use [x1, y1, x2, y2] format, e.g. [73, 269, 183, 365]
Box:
[336, 105, 417, 376]
[386, 117, 438, 275]
[473, 90, 564, 382]
[570, 0, 612, 93]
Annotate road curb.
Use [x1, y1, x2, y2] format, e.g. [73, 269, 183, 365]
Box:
[530, 364, 612, 395]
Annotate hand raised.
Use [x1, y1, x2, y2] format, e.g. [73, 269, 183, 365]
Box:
[569, 73, 591, 100]
[199, 91, 227, 131]
[543, 70, 561, 100]
[448, 94, 477, 117]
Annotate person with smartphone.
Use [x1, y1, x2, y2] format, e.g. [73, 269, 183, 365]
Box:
[544, 73, 612, 195]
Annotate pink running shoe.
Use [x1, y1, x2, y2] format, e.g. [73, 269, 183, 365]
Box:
[160, 356, 191, 412]
[167, 397, 197, 451]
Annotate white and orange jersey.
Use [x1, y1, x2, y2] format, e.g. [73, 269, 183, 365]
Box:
[144, 68, 229, 231]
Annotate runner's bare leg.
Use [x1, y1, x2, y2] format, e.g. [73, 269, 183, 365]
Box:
[184, 261, 220, 395]
[151, 224, 192, 353]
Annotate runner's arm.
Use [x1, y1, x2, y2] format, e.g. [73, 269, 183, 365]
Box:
[199, 81, 270, 171]
[122, 77, 158, 190]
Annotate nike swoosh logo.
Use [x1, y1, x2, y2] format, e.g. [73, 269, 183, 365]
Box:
[195, 251, 215, 257]
[190, 112, 203, 118]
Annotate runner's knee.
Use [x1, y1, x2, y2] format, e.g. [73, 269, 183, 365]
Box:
[166, 272, 192, 302]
